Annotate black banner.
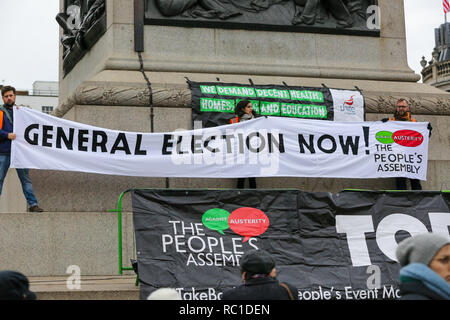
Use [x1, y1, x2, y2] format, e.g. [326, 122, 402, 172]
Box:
[132, 189, 450, 300]
[188, 81, 365, 128]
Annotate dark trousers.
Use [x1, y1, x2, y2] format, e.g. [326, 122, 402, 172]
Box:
[396, 178, 422, 190]
[237, 178, 256, 189]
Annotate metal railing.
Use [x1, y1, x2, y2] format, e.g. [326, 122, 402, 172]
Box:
[32, 89, 59, 97]
[109, 188, 134, 275]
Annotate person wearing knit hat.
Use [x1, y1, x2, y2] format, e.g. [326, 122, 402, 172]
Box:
[221, 249, 298, 300]
[395, 233, 450, 300]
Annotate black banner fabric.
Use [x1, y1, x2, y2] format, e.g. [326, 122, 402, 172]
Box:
[132, 189, 450, 300]
[189, 81, 335, 128]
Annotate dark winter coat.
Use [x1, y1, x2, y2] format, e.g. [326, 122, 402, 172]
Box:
[399, 281, 447, 300]
[221, 277, 298, 300]
[0, 106, 14, 155]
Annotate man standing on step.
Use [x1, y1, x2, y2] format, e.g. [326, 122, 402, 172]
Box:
[382, 98, 432, 191]
[0, 86, 43, 213]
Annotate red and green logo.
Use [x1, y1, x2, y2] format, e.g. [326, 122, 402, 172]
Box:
[202, 207, 269, 242]
[375, 130, 423, 147]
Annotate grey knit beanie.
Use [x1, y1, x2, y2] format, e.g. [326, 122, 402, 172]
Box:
[396, 233, 450, 267]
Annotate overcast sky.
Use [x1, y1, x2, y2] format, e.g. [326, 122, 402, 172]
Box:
[0, 0, 446, 90]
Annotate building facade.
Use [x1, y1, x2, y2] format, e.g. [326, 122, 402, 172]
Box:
[1, 81, 59, 114]
[421, 22, 450, 91]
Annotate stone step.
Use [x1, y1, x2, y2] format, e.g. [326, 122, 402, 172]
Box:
[29, 275, 139, 300]
[0, 211, 135, 276]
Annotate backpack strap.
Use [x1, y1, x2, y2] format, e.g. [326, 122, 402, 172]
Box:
[0, 111, 3, 130]
[279, 282, 295, 300]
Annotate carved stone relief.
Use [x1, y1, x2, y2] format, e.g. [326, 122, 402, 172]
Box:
[145, 0, 379, 35]
[56, 0, 107, 76]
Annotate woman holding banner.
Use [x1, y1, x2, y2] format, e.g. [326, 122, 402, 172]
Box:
[234, 100, 257, 189]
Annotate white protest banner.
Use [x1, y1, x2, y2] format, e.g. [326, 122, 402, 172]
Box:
[11, 107, 429, 180]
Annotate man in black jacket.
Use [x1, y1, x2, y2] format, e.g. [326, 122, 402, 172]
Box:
[221, 249, 298, 300]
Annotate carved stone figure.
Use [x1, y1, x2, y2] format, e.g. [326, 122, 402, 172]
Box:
[76, 0, 106, 49]
[224, 0, 287, 12]
[153, 0, 373, 29]
[155, 0, 289, 19]
[56, 0, 106, 57]
[56, 0, 81, 58]
[155, 0, 241, 19]
[292, 0, 353, 28]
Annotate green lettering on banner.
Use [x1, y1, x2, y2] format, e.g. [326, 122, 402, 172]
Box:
[256, 88, 289, 99]
[252, 101, 260, 113]
[200, 98, 235, 113]
[200, 85, 217, 95]
[280, 103, 327, 119]
[216, 86, 256, 98]
[289, 90, 324, 103]
[260, 101, 280, 116]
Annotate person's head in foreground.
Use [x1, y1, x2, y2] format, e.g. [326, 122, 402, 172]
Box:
[240, 249, 277, 282]
[221, 249, 298, 300]
[395, 233, 450, 300]
[147, 287, 182, 300]
[0, 270, 36, 300]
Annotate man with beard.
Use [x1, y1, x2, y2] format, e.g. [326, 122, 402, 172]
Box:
[382, 98, 432, 191]
[0, 86, 43, 212]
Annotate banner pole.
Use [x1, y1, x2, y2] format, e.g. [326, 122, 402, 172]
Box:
[113, 189, 133, 275]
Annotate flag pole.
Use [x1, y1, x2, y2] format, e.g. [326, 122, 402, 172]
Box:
[446, 0, 449, 23]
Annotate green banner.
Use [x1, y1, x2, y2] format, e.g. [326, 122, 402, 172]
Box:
[255, 88, 289, 100]
[199, 99, 327, 118]
[200, 98, 235, 113]
[201, 85, 325, 104]
[260, 101, 280, 116]
[216, 86, 257, 98]
[200, 85, 217, 95]
[280, 103, 327, 118]
[191, 81, 339, 127]
[289, 90, 324, 103]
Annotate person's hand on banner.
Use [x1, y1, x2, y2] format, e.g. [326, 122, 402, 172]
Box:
[381, 118, 389, 123]
[7, 133, 16, 140]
